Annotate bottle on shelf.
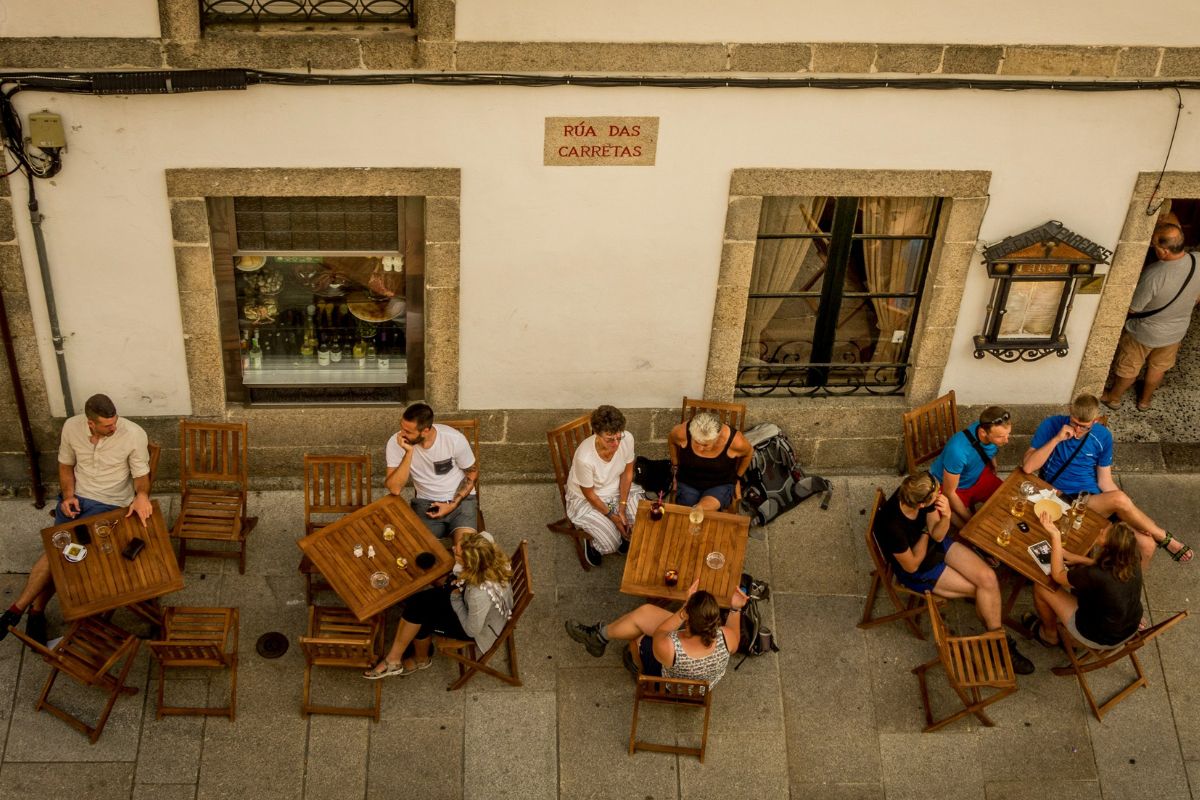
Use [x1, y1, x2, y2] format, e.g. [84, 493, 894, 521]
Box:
[249, 333, 262, 369]
[377, 331, 390, 370]
[317, 338, 331, 367]
[330, 337, 343, 364]
[353, 337, 367, 368]
[240, 330, 251, 370]
[262, 332, 274, 361]
[301, 304, 318, 360]
[366, 341, 377, 367]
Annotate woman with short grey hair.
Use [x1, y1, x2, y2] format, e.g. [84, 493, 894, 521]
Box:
[667, 412, 752, 511]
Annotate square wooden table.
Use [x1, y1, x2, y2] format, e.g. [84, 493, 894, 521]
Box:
[42, 500, 184, 622]
[297, 494, 454, 622]
[957, 469, 1105, 635]
[620, 501, 750, 608]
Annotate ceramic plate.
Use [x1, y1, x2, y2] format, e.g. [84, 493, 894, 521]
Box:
[63, 543, 88, 562]
[1033, 498, 1063, 521]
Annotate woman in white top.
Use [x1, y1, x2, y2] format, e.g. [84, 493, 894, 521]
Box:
[565, 405, 643, 566]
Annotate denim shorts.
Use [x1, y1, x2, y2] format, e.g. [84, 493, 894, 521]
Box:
[54, 494, 121, 525]
[896, 537, 956, 594]
[675, 481, 735, 510]
[411, 495, 479, 538]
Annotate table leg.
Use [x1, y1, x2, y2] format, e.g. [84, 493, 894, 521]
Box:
[1000, 575, 1031, 637]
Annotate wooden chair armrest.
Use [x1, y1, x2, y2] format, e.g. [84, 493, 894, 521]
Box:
[7, 626, 58, 660]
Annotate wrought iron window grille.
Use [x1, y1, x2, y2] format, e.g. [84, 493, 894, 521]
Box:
[200, 0, 415, 27]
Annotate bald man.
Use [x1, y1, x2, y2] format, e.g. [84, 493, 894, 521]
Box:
[1102, 223, 1200, 411]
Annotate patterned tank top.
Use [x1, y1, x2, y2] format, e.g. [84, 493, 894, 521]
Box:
[663, 628, 730, 688]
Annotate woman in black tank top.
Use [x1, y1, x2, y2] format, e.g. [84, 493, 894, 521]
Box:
[668, 412, 753, 511]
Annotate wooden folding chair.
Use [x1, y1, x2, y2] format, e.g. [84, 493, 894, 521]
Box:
[629, 675, 713, 762]
[300, 606, 384, 721]
[912, 592, 1017, 733]
[8, 617, 140, 743]
[147, 606, 238, 720]
[298, 454, 373, 604]
[173, 420, 257, 574]
[901, 390, 958, 476]
[546, 414, 596, 570]
[435, 540, 533, 690]
[441, 418, 486, 531]
[1052, 610, 1188, 721]
[680, 397, 748, 432]
[858, 488, 945, 639]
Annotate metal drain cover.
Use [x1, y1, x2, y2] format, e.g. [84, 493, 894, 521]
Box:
[255, 631, 289, 659]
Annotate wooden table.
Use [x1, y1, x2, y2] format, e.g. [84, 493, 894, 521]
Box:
[297, 494, 454, 622]
[957, 469, 1105, 635]
[620, 501, 750, 608]
[42, 500, 184, 622]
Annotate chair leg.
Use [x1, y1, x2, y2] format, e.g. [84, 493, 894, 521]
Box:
[228, 654, 238, 722]
[302, 662, 313, 717]
[629, 693, 641, 756]
[547, 519, 592, 571]
[91, 641, 140, 743]
[698, 699, 712, 763]
[156, 662, 167, 720]
[177, 539, 188, 571]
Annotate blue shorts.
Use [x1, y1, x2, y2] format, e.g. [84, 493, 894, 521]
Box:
[54, 494, 121, 525]
[896, 537, 957, 594]
[411, 495, 479, 539]
[675, 481, 735, 510]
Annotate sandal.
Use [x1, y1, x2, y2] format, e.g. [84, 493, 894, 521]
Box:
[363, 660, 404, 680]
[1020, 612, 1060, 647]
[1136, 402, 1152, 412]
[397, 658, 433, 677]
[1158, 532, 1194, 563]
[1100, 398, 1122, 411]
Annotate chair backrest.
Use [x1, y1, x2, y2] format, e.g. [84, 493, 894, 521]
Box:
[473, 539, 534, 660]
[440, 418, 481, 495]
[301, 606, 379, 667]
[149, 607, 236, 668]
[680, 397, 747, 433]
[149, 639, 228, 666]
[147, 442, 162, 490]
[19, 617, 139, 685]
[546, 415, 592, 512]
[901, 390, 958, 475]
[925, 593, 1016, 689]
[636, 674, 713, 705]
[179, 421, 248, 490]
[863, 488, 896, 581]
[304, 454, 372, 533]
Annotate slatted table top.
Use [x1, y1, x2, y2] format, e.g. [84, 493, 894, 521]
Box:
[42, 500, 184, 621]
[620, 501, 749, 608]
[297, 494, 454, 622]
[958, 469, 1104, 588]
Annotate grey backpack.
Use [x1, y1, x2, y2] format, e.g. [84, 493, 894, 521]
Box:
[739, 423, 830, 527]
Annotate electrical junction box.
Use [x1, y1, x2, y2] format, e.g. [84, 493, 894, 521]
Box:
[27, 111, 66, 149]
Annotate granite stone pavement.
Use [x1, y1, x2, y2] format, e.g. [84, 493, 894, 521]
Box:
[0, 472, 1197, 800]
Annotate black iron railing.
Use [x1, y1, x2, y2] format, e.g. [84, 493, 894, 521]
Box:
[201, 0, 415, 26]
[736, 360, 909, 397]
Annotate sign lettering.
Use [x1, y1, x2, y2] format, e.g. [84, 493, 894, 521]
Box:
[544, 117, 659, 166]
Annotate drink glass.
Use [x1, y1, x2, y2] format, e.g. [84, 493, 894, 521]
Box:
[51, 530, 71, 550]
[688, 508, 704, 536]
[96, 525, 113, 554]
[664, 569, 679, 587]
[705, 551, 726, 570]
[1008, 493, 1027, 518]
[1019, 481, 1037, 499]
[649, 499, 664, 522]
[382, 525, 396, 542]
[370, 571, 390, 589]
[353, 543, 364, 558]
[996, 521, 1013, 547]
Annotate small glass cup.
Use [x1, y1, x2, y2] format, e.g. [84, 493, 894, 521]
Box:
[705, 551, 726, 570]
[395, 556, 408, 569]
[996, 521, 1013, 547]
[353, 543, 364, 558]
[649, 500, 664, 522]
[688, 507, 705, 536]
[664, 568, 679, 587]
[370, 571, 390, 589]
[51, 530, 71, 550]
[1008, 493, 1028, 519]
[382, 525, 396, 542]
[1019, 481, 1037, 498]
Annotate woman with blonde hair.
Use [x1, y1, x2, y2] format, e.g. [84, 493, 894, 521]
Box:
[365, 530, 514, 678]
[1026, 516, 1143, 649]
[565, 580, 745, 687]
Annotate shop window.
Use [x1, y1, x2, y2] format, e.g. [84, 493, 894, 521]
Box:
[737, 195, 941, 396]
[209, 196, 424, 405]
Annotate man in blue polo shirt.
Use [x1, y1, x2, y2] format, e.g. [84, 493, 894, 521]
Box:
[1023, 393, 1191, 567]
[929, 406, 1012, 527]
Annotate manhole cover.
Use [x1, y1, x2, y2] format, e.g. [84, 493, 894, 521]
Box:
[255, 631, 289, 659]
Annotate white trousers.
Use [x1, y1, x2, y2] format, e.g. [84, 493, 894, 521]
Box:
[566, 489, 643, 555]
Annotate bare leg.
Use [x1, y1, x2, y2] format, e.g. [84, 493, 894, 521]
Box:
[603, 604, 675, 641]
[13, 555, 53, 611]
[383, 619, 424, 665]
[404, 636, 433, 669]
[694, 495, 722, 512]
[1101, 375, 1136, 407]
[934, 545, 1002, 631]
[1032, 583, 1078, 645]
[1085, 490, 1184, 563]
[1138, 366, 1166, 409]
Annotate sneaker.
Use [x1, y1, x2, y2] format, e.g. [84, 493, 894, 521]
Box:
[1006, 635, 1035, 675]
[617, 538, 630, 555]
[583, 540, 603, 568]
[565, 620, 608, 657]
[0, 608, 21, 641]
[25, 613, 47, 646]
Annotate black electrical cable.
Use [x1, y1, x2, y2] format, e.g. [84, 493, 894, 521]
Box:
[1144, 87, 1185, 217]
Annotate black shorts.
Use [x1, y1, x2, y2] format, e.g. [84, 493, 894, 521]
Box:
[400, 585, 469, 641]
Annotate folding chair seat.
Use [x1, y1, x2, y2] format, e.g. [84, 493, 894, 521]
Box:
[858, 488, 946, 639]
[147, 606, 239, 720]
[1052, 610, 1188, 721]
[901, 390, 958, 476]
[434, 540, 533, 690]
[8, 617, 140, 743]
[297, 454, 372, 605]
[546, 415, 596, 570]
[174, 421, 257, 574]
[912, 592, 1017, 732]
[629, 675, 713, 762]
[300, 606, 384, 721]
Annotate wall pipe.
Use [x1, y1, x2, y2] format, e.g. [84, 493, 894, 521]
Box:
[24, 173, 74, 419]
[0, 283, 46, 507]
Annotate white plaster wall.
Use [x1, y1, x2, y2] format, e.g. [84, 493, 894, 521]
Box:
[456, 0, 1200, 46]
[0, 0, 160, 38]
[5, 84, 1198, 414]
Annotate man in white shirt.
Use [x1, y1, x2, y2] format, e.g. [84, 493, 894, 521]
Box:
[1, 394, 151, 644]
[385, 403, 479, 542]
[565, 405, 641, 566]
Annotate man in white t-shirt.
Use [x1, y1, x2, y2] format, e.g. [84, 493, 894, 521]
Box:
[385, 403, 479, 542]
[566, 405, 643, 566]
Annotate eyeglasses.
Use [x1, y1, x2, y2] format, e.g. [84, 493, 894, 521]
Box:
[598, 433, 624, 444]
[1069, 417, 1095, 431]
[982, 411, 1010, 427]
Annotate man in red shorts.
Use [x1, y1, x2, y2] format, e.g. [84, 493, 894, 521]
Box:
[929, 406, 1012, 528]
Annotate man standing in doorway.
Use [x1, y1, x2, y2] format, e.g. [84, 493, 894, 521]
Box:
[1, 394, 152, 644]
[1101, 223, 1200, 412]
[385, 403, 480, 543]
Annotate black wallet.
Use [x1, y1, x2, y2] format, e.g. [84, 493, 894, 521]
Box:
[121, 537, 146, 560]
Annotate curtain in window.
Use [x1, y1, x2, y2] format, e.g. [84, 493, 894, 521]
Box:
[743, 197, 828, 361]
[860, 198, 935, 363]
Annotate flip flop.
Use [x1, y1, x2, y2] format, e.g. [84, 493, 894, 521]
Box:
[1020, 612, 1060, 647]
[1159, 532, 1194, 563]
[363, 660, 404, 680]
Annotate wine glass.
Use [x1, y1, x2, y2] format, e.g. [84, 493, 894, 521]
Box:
[688, 507, 705, 536]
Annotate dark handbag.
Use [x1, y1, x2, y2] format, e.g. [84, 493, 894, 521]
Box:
[633, 456, 673, 496]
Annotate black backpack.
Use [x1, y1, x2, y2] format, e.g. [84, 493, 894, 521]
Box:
[739, 423, 831, 527]
[734, 573, 778, 669]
